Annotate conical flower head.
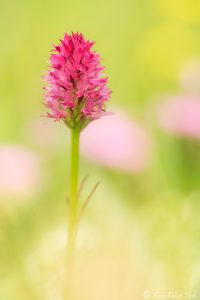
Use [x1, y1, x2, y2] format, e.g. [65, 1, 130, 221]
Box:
[43, 32, 111, 129]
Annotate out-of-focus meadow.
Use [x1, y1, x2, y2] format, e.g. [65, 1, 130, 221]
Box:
[1, 0, 200, 299]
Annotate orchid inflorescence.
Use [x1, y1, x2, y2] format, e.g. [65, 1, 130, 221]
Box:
[43, 32, 111, 299]
[43, 32, 111, 130]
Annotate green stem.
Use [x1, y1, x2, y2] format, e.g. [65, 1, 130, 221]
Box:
[68, 125, 80, 249]
[65, 126, 80, 299]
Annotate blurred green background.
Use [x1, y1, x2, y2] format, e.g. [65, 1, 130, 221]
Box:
[1, 0, 200, 299]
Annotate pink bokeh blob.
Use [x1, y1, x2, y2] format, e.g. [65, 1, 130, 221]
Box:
[157, 95, 200, 139]
[81, 110, 151, 173]
[0, 145, 41, 199]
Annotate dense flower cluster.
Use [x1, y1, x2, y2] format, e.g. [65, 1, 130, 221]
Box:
[43, 32, 111, 129]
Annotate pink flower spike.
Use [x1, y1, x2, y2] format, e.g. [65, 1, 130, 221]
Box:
[43, 32, 111, 129]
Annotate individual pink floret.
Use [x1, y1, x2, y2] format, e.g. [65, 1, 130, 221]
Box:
[43, 32, 111, 129]
[157, 95, 200, 139]
[80, 110, 151, 173]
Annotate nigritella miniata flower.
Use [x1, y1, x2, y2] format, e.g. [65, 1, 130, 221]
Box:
[43, 32, 111, 130]
[42, 33, 112, 298]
